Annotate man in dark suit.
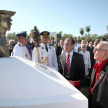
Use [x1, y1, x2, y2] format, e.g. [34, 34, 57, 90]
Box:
[78, 40, 90, 52]
[56, 40, 64, 56]
[59, 38, 85, 82]
[56, 40, 64, 62]
[88, 41, 108, 108]
[89, 41, 95, 77]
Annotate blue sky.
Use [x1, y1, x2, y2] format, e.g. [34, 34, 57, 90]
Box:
[0, 0, 108, 36]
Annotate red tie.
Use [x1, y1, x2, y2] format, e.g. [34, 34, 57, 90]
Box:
[66, 54, 70, 78]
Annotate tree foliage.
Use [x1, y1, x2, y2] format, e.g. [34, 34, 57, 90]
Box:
[6, 32, 17, 43]
[80, 28, 84, 36]
[85, 26, 90, 33]
[57, 31, 62, 40]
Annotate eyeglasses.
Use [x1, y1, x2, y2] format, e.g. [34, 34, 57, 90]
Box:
[82, 47, 86, 48]
[94, 47, 106, 51]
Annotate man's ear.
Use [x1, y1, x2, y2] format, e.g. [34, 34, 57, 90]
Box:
[73, 44, 75, 48]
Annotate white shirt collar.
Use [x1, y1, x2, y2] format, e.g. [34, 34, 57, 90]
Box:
[30, 38, 34, 43]
[41, 43, 48, 47]
[18, 42, 22, 46]
[66, 50, 73, 57]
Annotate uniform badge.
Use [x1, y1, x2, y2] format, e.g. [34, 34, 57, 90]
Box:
[49, 47, 51, 49]
[42, 47, 44, 49]
[99, 74, 103, 79]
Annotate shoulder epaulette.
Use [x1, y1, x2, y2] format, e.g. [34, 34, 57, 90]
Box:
[18, 44, 21, 47]
[36, 45, 41, 48]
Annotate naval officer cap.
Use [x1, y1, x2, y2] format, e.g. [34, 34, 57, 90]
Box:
[40, 31, 50, 37]
[100, 38, 107, 41]
[16, 31, 27, 37]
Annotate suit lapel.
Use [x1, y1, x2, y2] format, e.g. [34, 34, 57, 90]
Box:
[91, 68, 96, 87]
[70, 51, 76, 77]
[95, 71, 105, 87]
[61, 54, 67, 77]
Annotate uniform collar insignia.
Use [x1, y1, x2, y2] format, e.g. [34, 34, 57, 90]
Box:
[18, 44, 21, 47]
[49, 47, 51, 49]
[42, 47, 44, 49]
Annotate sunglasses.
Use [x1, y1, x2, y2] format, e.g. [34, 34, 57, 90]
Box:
[94, 47, 106, 51]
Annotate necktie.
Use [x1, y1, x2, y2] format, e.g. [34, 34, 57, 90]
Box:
[66, 54, 70, 78]
[45, 45, 48, 52]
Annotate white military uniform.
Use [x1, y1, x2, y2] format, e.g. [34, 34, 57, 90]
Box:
[79, 51, 91, 75]
[32, 43, 58, 71]
[13, 42, 32, 60]
[74, 43, 81, 52]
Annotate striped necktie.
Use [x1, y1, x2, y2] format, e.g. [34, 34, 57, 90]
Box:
[66, 54, 70, 78]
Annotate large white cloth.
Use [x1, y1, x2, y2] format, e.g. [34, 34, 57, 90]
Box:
[79, 51, 91, 75]
[32, 43, 58, 71]
[13, 42, 32, 60]
[74, 43, 81, 52]
[0, 57, 88, 108]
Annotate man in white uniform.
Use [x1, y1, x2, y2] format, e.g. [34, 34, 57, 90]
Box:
[13, 31, 32, 60]
[74, 40, 81, 52]
[32, 31, 58, 71]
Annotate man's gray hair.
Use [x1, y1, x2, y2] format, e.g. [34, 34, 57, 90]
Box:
[100, 41, 108, 50]
[100, 41, 108, 44]
[9, 40, 15, 44]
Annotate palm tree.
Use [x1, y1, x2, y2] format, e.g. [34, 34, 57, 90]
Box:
[79, 28, 84, 37]
[106, 25, 108, 32]
[85, 26, 90, 37]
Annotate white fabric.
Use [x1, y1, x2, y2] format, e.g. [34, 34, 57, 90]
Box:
[79, 51, 91, 75]
[30, 38, 34, 43]
[13, 42, 32, 60]
[0, 57, 87, 108]
[66, 50, 73, 66]
[32, 43, 58, 71]
[74, 43, 81, 52]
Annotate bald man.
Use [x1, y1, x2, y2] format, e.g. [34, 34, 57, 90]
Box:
[78, 40, 90, 52]
[88, 41, 108, 108]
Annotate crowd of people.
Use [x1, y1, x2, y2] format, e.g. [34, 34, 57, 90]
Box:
[7, 30, 108, 108]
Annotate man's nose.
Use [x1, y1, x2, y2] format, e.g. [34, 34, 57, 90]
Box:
[93, 49, 96, 53]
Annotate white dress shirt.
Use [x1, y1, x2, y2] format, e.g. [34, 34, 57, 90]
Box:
[74, 43, 81, 52]
[79, 50, 91, 75]
[30, 38, 34, 43]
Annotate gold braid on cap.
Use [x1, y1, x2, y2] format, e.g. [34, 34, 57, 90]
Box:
[36, 47, 49, 66]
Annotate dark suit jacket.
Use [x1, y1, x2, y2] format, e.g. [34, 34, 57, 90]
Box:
[59, 51, 85, 81]
[78, 46, 90, 52]
[56, 46, 62, 62]
[88, 61, 108, 108]
[89, 47, 95, 77]
[56, 46, 62, 57]
[89, 47, 95, 65]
